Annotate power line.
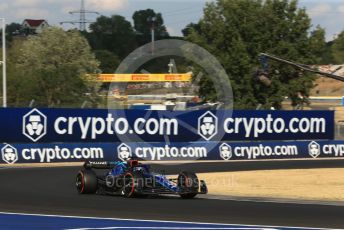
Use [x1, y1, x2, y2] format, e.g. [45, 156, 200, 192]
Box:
[60, 0, 99, 31]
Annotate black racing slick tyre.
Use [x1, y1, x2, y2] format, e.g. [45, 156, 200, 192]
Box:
[76, 169, 98, 194]
[178, 171, 199, 199]
[123, 171, 144, 198]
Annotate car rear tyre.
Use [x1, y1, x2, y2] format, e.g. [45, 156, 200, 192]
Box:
[123, 171, 144, 198]
[178, 171, 199, 199]
[76, 169, 98, 194]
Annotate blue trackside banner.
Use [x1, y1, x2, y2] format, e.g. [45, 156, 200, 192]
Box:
[0, 108, 334, 143]
[1, 140, 344, 164]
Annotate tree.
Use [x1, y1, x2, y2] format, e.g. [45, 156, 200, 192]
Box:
[8, 27, 100, 107]
[132, 9, 169, 45]
[1, 41, 37, 107]
[182, 23, 201, 37]
[5, 23, 22, 41]
[94, 50, 120, 73]
[321, 41, 335, 65]
[89, 15, 137, 58]
[309, 26, 327, 64]
[332, 31, 344, 64]
[185, 0, 326, 109]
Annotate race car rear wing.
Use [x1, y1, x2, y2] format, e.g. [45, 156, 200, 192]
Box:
[83, 159, 141, 170]
[83, 161, 115, 169]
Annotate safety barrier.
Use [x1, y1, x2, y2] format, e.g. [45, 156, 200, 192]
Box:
[1, 140, 344, 164]
[0, 108, 337, 164]
[0, 108, 334, 143]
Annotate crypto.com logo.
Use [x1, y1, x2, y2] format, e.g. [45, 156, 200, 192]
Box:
[219, 143, 232, 160]
[22, 108, 47, 142]
[198, 111, 218, 141]
[308, 141, 321, 158]
[108, 39, 233, 161]
[1, 144, 18, 164]
[117, 143, 132, 161]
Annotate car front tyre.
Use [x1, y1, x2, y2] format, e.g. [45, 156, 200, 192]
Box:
[178, 171, 199, 199]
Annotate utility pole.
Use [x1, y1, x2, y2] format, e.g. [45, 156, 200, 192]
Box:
[147, 16, 156, 54]
[79, 0, 86, 31]
[60, 0, 99, 31]
[0, 18, 6, 108]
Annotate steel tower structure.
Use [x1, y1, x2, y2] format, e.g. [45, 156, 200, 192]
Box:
[60, 0, 99, 31]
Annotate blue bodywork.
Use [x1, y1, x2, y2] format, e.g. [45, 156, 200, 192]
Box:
[106, 161, 179, 193]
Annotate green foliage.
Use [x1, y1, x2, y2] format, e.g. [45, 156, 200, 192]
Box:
[94, 50, 120, 73]
[85, 11, 170, 73]
[321, 41, 335, 64]
[332, 31, 344, 64]
[182, 23, 200, 37]
[89, 15, 137, 58]
[185, 0, 326, 109]
[3, 3, 336, 109]
[309, 26, 327, 64]
[132, 9, 169, 37]
[93, 49, 120, 93]
[5, 23, 22, 42]
[7, 27, 100, 107]
[132, 9, 170, 47]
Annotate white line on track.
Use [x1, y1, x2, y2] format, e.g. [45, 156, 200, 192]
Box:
[0, 211, 341, 230]
[201, 195, 344, 207]
[66, 227, 276, 230]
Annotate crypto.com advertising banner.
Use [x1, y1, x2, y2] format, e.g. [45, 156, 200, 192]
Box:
[1, 140, 344, 164]
[0, 108, 334, 143]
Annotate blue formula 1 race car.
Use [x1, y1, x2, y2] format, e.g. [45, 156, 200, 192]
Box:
[75, 160, 208, 198]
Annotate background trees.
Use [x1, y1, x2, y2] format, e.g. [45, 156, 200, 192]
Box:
[88, 15, 137, 59]
[185, 0, 327, 109]
[85, 9, 169, 74]
[2, 2, 343, 109]
[7, 27, 100, 107]
[332, 31, 344, 64]
[132, 9, 169, 45]
[1, 9, 171, 108]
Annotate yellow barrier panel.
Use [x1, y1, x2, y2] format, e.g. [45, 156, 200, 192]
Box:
[97, 73, 192, 82]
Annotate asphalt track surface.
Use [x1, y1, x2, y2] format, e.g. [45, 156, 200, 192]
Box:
[1, 160, 344, 229]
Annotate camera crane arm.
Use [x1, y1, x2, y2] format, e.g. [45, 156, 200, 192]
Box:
[259, 53, 344, 82]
